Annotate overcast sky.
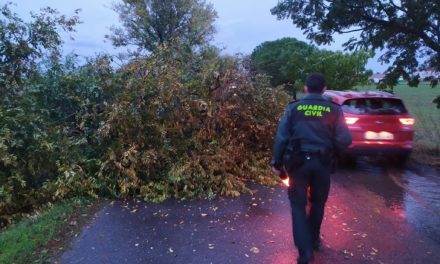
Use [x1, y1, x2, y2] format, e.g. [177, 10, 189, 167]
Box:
[10, 0, 387, 72]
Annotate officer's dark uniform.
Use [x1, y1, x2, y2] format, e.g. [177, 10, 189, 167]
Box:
[271, 93, 352, 263]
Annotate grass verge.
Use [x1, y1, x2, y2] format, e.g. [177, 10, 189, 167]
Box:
[0, 197, 99, 264]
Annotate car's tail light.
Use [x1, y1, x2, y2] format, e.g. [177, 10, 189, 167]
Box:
[345, 117, 359, 125]
[399, 118, 415, 125]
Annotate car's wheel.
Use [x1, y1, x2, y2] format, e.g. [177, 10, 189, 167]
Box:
[391, 154, 410, 167]
[338, 154, 357, 168]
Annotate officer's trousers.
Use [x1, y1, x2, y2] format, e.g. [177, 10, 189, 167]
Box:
[286, 154, 331, 259]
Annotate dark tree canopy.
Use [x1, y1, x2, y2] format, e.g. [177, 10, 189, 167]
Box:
[108, 0, 217, 53]
[0, 3, 80, 95]
[271, 0, 440, 90]
[251, 38, 372, 93]
[251, 38, 317, 87]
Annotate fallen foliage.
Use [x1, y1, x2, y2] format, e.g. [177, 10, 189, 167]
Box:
[0, 48, 288, 225]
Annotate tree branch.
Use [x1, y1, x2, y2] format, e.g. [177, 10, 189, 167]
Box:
[337, 27, 370, 34]
[361, 14, 440, 53]
[375, 0, 393, 18]
[388, 0, 408, 15]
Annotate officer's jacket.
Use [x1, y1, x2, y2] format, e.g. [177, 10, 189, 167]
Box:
[271, 93, 352, 166]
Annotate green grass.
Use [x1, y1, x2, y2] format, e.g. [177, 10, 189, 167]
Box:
[357, 84, 440, 162]
[0, 198, 91, 264]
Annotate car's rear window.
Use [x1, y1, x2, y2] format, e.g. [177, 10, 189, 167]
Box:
[341, 98, 407, 115]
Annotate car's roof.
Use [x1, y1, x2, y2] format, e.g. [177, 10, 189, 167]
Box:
[324, 90, 400, 101]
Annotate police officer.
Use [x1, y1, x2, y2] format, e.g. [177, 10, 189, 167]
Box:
[271, 73, 352, 264]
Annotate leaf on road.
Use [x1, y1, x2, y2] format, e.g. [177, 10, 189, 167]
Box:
[250, 247, 260, 254]
[342, 249, 354, 259]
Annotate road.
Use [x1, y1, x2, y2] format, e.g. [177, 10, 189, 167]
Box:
[60, 159, 440, 264]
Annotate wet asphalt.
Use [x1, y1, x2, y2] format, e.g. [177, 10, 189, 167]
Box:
[60, 159, 440, 264]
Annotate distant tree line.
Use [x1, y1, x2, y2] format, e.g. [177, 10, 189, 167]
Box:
[250, 37, 372, 96]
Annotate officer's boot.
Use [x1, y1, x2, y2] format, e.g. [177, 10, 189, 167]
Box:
[297, 249, 314, 264]
[312, 238, 322, 251]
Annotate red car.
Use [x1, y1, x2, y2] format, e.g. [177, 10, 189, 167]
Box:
[324, 90, 415, 163]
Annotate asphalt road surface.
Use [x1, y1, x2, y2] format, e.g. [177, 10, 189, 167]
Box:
[60, 159, 440, 264]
